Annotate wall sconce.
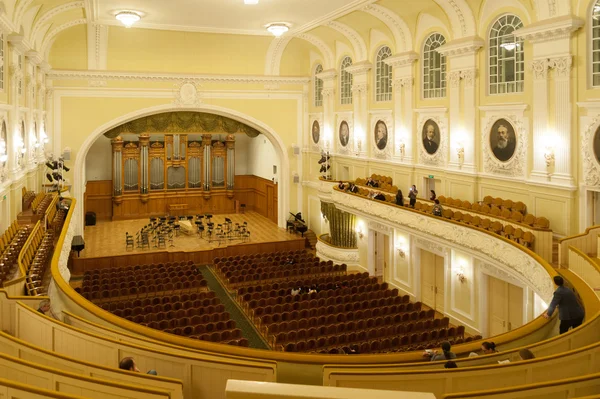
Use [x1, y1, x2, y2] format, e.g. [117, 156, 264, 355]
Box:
[456, 265, 467, 283]
[544, 146, 555, 168]
[456, 144, 464, 165]
[355, 225, 364, 239]
[396, 247, 406, 258]
[355, 139, 362, 156]
[398, 141, 405, 160]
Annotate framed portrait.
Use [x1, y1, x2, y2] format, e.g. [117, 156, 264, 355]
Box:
[339, 120, 349, 147]
[311, 120, 320, 144]
[421, 119, 440, 155]
[374, 120, 388, 150]
[594, 126, 600, 165]
[489, 118, 517, 162]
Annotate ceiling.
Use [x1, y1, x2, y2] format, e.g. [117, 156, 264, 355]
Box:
[92, 0, 373, 35]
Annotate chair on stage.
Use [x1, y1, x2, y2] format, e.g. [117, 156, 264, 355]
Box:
[197, 224, 204, 238]
[125, 232, 134, 251]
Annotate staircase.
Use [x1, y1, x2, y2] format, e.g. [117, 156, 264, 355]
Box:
[304, 230, 318, 250]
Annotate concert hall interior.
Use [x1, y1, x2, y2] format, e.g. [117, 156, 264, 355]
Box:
[0, 0, 600, 398]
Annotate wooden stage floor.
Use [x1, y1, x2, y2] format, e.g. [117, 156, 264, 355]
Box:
[79, 211, 302, 259]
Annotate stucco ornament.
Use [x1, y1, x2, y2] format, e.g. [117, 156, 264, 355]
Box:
[174, 81, 203, 107]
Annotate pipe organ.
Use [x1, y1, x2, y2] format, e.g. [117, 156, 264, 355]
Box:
[111, 133, 236, 208]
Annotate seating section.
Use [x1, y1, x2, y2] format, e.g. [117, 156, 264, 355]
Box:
[214, 251, 346, 289]
[355, 174, 397, 193]
[32, 193, 54, 215]
[22, 225, 54, 296]
[97, 292, 248, 346]
[80, 261, 208, 301]
[214, 252, 472, 354]
[0, 221, 31, 285]
[21, 187, 36, 210]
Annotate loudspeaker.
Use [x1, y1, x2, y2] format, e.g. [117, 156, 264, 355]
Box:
[85, 212, 96, 226]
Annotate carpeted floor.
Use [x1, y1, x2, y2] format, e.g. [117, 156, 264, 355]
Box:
[198, 265, 270, 350]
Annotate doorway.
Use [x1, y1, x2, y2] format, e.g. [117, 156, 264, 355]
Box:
[585, 189, 600, 228]
[369, 230, 390, 278]
[420, 249, 445, 313]
[422, 177, 441, 200]
[488, 276, 524, 336]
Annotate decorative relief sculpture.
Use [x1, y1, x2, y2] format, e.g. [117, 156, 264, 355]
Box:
[174, 80, 202, 107]
[582, 116, 600, 186]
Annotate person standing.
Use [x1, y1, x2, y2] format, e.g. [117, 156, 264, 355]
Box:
[408, 185, 418, 208]
[395, 190, 404, 206]
[542, 276, 584, 334]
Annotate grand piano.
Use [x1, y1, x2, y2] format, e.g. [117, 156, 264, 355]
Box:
[71, 235, 85, 257]
[287, 212, 308, 237]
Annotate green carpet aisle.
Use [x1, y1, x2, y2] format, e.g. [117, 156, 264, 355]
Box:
[198, 265, 270, 350]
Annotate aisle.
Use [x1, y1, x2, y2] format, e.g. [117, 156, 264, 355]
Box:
[198, 265, 270, 350]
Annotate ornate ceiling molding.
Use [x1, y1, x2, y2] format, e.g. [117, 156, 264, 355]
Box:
[296, 32, 335, 70]
[47, 69, 310, 85]
[41, 19, 87, 59]
[362, 4, 412, 52]
[30, 1, 84, 45]
[330, 189, 555, 302]
[325, 21, 368, 61]
[14, 0, 34, 30]
[432, 0, 476, 38]
[264, 36, 293, 76]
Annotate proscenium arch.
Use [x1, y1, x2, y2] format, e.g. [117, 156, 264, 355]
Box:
[73, 104, 291, 237]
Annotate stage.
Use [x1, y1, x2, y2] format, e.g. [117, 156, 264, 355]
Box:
[70, 211, 306, 274]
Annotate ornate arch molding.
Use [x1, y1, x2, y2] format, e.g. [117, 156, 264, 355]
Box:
[42, 18, 86, 59]
[582, 114, 600, 186]
[432, 0, 476, 38]
[362, 4, 413, 52]
[265, 33, 336, 76]
[533, 0, 570, 20]
[325, 21, 368, 61]
[73, 104, 291, 236]
[30, 1, 84, 45]
[13, 0, 34, 28]
[295, 33, 335, 69]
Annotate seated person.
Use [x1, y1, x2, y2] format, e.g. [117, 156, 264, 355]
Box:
[349, 183, 359, 193]
[366, 177, 379, 187]
[432, 199, 443, 216]
[424, 341, 456, 361]
[374, 192, 386, 201]
[338, 181, 345, 190]
[119, 357, 158, 375]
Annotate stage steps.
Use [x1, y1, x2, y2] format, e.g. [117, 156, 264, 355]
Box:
[304, 230, 318, 250]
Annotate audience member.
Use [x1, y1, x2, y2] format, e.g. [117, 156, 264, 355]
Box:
[481, 341, 498, 354]
[291, 287, 300, 296]
[518, 348, 535, 360]
[425, 341, 456, 361]
[395, 190, 404, 206]
[432, 199, 443, 216]
[408, 185, 418, 208]
[543, 275, 584, 334]
[37, 299, 51, 315]
[338, 181, 345, 190]
[430, 190, 436, 201]
[374, 192, 386, 201]
[366, 177, 379, 187]
[119, 357, 140, 372]
[444, 361, 458, 369]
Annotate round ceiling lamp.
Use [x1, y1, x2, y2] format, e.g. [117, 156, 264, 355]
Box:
[266, 23, 289, 37]
[116, 11, 141, 28]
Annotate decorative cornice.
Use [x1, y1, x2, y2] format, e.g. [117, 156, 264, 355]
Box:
[288, 0, 378, 35]
[392, 76, 413, 88]
[437, 36, 484, 57]
[514, 15, 583, 43]
[26, 50, 43, 66]
[0, 13, 15, 34]
[345, 61, 372, 76]
[30, 1, 85, 42]
[7, 34, 31, 54]
[41, 19, 88, 56]
[384, 51, 418, 68]
[315, 69, 337, 82]
[47, 69, 310, 85]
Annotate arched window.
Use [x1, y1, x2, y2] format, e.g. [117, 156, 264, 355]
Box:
[0, 34, 4, 91]
[375, 46, 393, 102]
[592, 2, 600, 86]
[340, 56, 353, 105]
[423, 33, 446, 98]
[489, 15, 524, 94]
[314, 64, 323, 107]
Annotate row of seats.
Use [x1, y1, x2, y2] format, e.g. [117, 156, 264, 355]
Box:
[24, 228, 54, 296]
[78, 278, 209, 302]
[21, 188, 36, 210]
[438, 196, 549, 229]
[221, 264, 347, 288]
[83, 260, 196, 277]
[213, 249, 307, 265]
[0, 224, 31, 285]
[32, 193, 54, 215]
[111, 300, 224, 317]
[97, 291, 217, 310]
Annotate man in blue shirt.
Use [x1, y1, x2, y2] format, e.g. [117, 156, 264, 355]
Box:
[543, 276, 584, 334]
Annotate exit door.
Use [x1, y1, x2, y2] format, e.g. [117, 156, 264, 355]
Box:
[420, 249, 445, 313]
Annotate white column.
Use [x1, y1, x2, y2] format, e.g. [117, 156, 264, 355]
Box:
[316, 70, 336, 152]
[447, 70, 461, 168]
[385, 52, 417, 163]
[530, 58, 550, 179]
[346, 62, 371, 157]
[548, 56, 573, 185]
[461, 69, 477, 171]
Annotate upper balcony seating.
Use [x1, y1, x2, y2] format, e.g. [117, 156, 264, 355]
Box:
[0, 221, 31, 286]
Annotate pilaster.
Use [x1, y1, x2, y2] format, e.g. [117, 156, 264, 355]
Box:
[316, 69, 337, 151]
[346, 61, 371, 157]
[385, 52, 417, 163]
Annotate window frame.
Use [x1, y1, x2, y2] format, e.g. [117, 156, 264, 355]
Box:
[591, 1, 600, 87]
[488, 14, 525, 95]
[422, 33, 447, 99]
[340, 56, 353, 105]
[314, 64, 323, 107]
[375, 46, 393, 102]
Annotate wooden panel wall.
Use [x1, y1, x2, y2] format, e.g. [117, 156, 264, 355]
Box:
[85, 175, 278, 223]
[71, 238, 304, 274]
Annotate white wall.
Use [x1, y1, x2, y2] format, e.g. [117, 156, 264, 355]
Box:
[247, 135, 280, 182]
[85, 135, 112, 181]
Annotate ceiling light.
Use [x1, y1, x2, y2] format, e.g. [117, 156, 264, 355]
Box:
[244, 0, 259, 4]
[500, 42, 517, 51]
[266, 23, 289, 37]
[116, 11, 141, 28]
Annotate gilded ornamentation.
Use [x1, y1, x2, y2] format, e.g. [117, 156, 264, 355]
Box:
[103, 111, 261, 138]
